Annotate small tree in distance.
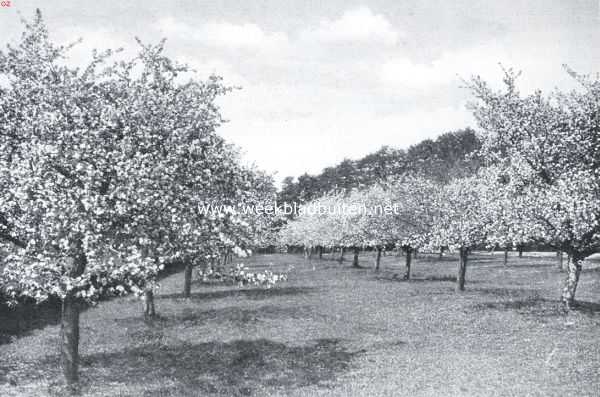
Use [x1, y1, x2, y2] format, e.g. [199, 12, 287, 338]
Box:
[428, 175, 488, 291]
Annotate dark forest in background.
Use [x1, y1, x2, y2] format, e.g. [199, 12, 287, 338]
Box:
[278, 128, 481, 205]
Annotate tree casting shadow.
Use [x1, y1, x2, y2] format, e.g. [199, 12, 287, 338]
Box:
[76, 338, 362, 395]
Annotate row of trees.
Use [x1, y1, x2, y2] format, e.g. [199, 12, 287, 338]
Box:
[281, 68, 600, 308]
[0, 12, 279, 389]
[278, 128, 481, 207]
[279, 174, 490, 288]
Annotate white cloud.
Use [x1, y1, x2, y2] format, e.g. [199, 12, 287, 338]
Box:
[379, 40, 579, 93]
[380, 47, 501, 90]
[301, 6, 400, 46]
[157, 17, 288, 51]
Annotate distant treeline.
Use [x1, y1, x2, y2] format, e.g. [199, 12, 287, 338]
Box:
[278, 128, 481, 205]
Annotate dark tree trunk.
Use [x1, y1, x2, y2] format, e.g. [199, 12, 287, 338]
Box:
[352, 247, 360, 267]
[439, 246, 444, 259]
[562, 252, 583, 308]
[144, 290, 156, 318]
[308, 246, 313, 261]
[61, 241, 87, 388]
[518, 245, 523, 258]
[503, 248, 509, 266]
[183, 261, 193, 298]
[403, 248, 412, 280]
[222, 252, 228, 267]
[338, 247, 345, 262]
[318, 246, 323, 260]
[413, 249, 418, 259]
[557, 250, 564, 271]
[61, 296, 80, 388]
[456, 247, 468, 292]
[375, 247, 382, 272]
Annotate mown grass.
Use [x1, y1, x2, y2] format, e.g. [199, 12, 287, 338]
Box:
[1, 251, 599, 396]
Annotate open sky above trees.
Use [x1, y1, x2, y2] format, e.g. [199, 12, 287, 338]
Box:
[1, 0, 599, 182]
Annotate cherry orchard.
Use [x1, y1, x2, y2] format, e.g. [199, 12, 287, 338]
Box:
[467, 68, 600, 307]
[279, 176, 439, 274]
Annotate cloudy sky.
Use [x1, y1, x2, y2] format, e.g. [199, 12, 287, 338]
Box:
[1, 1, 599, 182]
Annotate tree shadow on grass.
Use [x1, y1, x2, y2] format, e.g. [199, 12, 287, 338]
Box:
[409, 255, 458, 263]
[115, 304, 320, 331]
[76, 338, 362, 396]
[0, 298, 61, 345]
[472, 296, 600, 318]
[483, 263, 557, 270]
[570, 300, 600, 315]
[411, 275, 458, 282]
[374, 272, 459, 283]
[157, 286, 317, 301]
[472, 296, 568, 319]
[470, 287, 542, 298]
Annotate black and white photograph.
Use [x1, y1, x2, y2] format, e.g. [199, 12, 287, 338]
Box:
[0, 1, 599, 396]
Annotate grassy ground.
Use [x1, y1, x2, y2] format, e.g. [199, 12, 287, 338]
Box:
[1, 251, 599, 396]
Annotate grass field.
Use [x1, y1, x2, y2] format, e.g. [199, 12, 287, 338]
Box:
[1, 251, 599, 396]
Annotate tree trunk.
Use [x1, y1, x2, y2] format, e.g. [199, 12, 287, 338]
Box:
[61, 241, 87, 388]
[303, 246, 309, 260]
[403, 248, 412, 280]
[456, 247, 468, 292]
[413, 249, 418, 259]
[375, 247, 382, 272]
[503, 248, 509, 266]
[352, 247, 360, 267]
[338, 247, 345, 262]
[144, 290, 156, 318]
[318, 246, 323, 260]
[439, 246, 444, 259]
[518, 245, 523, 258]
[308, 246, 313, 261]
[61, 296, 80, 388]
[557, 250, 564, 271]
[561, 252, 583, 308]
[222, 252, 228, 267]
[183, 261, 193, 298]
